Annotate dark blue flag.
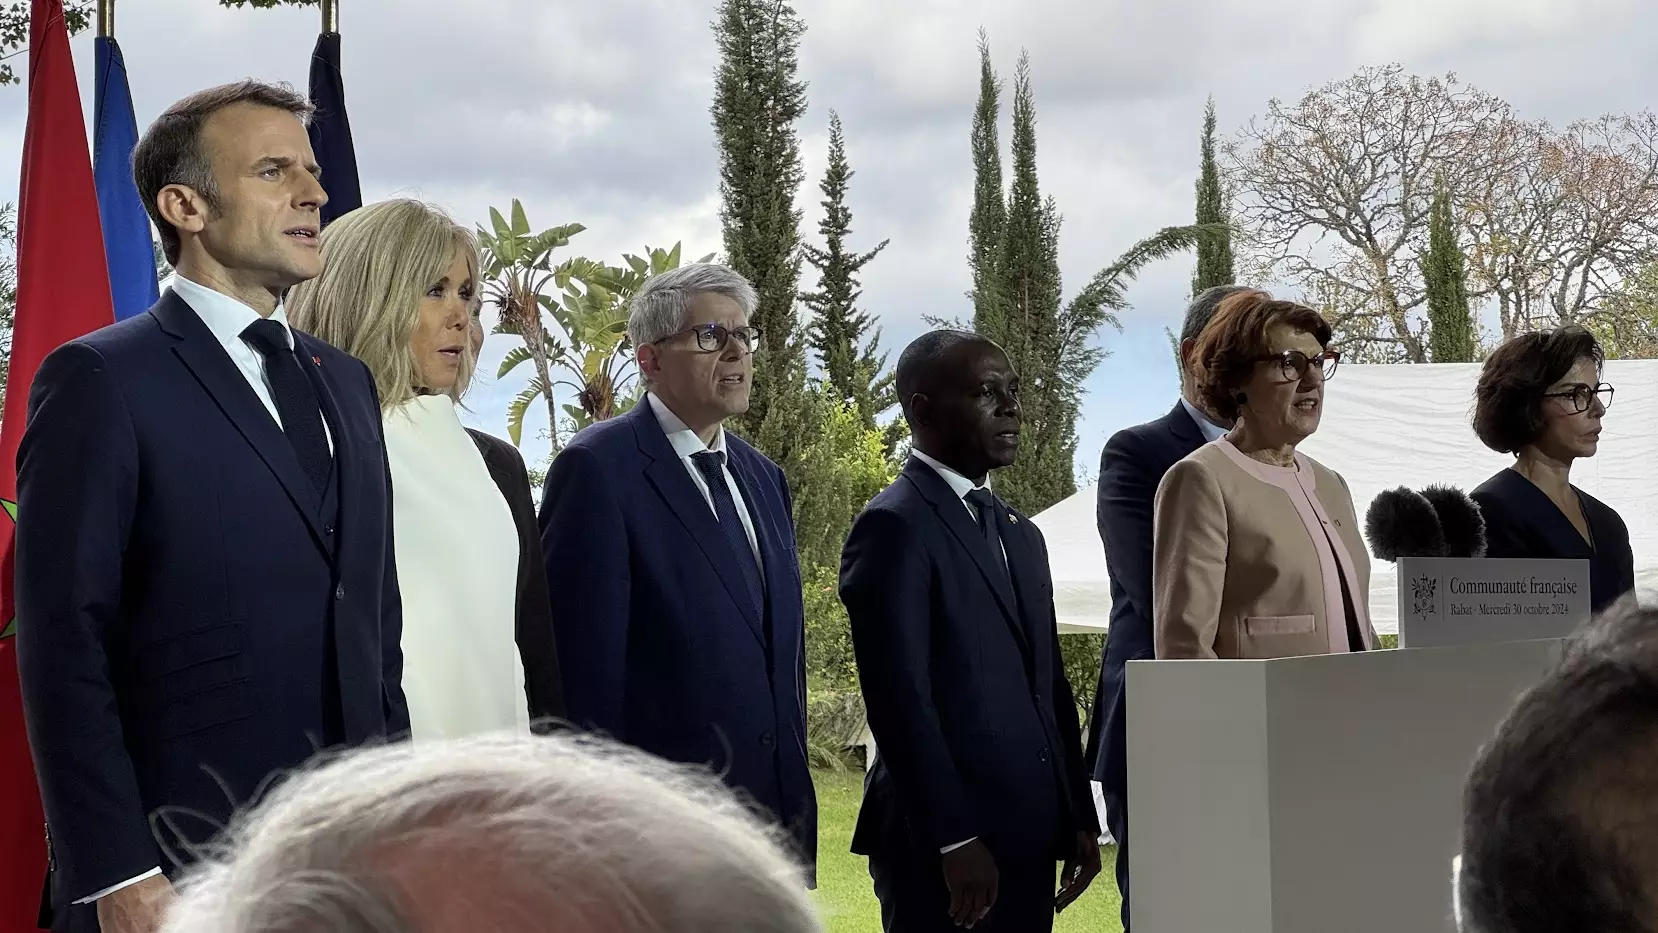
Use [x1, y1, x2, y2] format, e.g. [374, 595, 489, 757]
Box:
[308, 31, 361, 226]
[93, 35, 159, 320]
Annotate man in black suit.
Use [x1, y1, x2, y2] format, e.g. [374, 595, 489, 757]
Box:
[1083, 284, 1247, 930]
[16, 81, 405, 933]
[840, 330, 1099, 933]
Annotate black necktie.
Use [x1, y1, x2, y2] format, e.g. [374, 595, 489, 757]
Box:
[965, 488, 1008, 577]
[242, 319, 332, 495]
[691, 451, 765, 617]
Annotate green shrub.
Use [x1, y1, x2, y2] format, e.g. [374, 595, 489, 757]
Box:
[806, 688, 868, 772]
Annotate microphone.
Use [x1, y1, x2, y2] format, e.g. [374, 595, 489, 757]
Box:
[1419, 484, 1487, 558]
[1365, 487, 1446, 561]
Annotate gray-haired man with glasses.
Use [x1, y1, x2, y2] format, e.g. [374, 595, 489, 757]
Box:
[538, 262, 819, 885]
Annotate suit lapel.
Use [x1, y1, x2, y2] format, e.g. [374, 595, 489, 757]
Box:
[1164, 400, 1208, 455]
[155, 293, 326, 544]
[1000, 503, 1052, 678]
[728, 448, 804, 669]
[631, 405, 766, 645]
[901, 460, 1027, 654]
[297, 332, 348, 510]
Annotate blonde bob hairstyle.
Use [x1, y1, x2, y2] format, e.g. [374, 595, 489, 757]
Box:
[288, 199, 481, 409]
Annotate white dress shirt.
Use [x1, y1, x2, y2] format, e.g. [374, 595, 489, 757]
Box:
[647, 393, 762, 567]
[909, 449, 995, 855]
[76, 278, 332, 905]
[1179, 396, 1228, 444]
[170, 276, 333, 450]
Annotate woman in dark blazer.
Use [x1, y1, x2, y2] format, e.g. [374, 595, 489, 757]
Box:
[290, 199, 564, 736]
[1470, 325, 1634, 613]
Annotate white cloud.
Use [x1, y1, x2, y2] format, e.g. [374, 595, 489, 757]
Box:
[3, 0, 1655, 474]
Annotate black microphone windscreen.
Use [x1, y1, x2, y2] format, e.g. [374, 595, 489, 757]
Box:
[1420, 484, 1488, 559]
[1364, 487, 1447, 561]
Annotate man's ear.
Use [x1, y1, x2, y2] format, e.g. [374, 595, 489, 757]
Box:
[155, 184, 210, 238]
[636, 342, 661, 381]
[907, 392, 932, 428]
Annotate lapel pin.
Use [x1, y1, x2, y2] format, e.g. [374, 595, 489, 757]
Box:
[312, 356, 322, 366]
[1008, 513, 1019, 524]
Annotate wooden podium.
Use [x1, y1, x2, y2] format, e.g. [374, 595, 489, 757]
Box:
[1125, 639, 1561, 933]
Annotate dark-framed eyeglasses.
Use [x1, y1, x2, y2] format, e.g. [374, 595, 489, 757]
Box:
[657, 323, 763, 353]
[1253, 349, 1340, 383]
[1542, 382, 1614, 413]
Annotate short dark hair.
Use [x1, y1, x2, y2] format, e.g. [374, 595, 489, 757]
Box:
[134, 80, 314, 265]
[1190, 289, 1333, 421]
[1459, 599, 1658, 933]
[1180, 285, 1253, 344]
[895, 329, 990, 424]
[1471, 325, 1604, 454]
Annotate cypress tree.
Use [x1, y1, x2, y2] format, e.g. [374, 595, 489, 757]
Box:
[802, 111, 892, 431]
[711, 0, 810, 446]
[1192, 96, 1235, 294]
[968, 29, 1006, 334]
[1423, 174, 1477, 362]
[986, 51, 1068, 514]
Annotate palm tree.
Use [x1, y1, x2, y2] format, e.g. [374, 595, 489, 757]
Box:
[492, 238, 715, 445]
[476, 200, 585, 449]
[1058, 223, 1227, 392]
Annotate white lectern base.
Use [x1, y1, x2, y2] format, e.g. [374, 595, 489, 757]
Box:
[1127, 639, 1561, 933]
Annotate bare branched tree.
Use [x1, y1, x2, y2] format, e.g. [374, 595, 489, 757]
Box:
[1231, 64, 1658, 361]
[1463, 112, 1658, 340]
[1228, 65, 1515, 361]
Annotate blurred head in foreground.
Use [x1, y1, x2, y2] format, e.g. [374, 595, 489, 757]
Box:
[160, 732, 822, 933]
[1458, 596, 1658, 933]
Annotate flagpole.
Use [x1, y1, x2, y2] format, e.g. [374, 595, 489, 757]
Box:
[97, 0, 113, 37]
[322, 0, 337, 34]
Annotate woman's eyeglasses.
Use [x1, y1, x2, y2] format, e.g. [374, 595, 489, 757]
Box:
[1253, 349, 1341, 383]
[1542, 382, 1614, 413]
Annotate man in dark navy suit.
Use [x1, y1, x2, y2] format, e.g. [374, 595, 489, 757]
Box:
[15, 81, 405, 933]
[1083, 284, 1245, 931]
[539, 263, 817, 885]
[840, 330, 1099, 933]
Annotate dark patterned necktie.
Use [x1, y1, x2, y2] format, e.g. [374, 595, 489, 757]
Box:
[965, 487, 1008, 577]
[242, 319, 332, 495]
[691, 450, 765, 616]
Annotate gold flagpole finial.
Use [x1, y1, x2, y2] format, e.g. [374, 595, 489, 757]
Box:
[97, 0, 114, 38]
[321, 0, 338, 34]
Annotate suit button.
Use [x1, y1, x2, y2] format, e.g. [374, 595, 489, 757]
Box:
[760, 731, 775, 747]
[1039, 747, 1050, 762]
[324, 524, 335, 536]
[1033, 691, 1043, 704]
[335, 584, 346, 600]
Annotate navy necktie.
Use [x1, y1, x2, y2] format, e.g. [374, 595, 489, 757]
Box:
[691, 450, 765, 616]
[965, 488, 1009, 578]
[242, 319, 332, 495]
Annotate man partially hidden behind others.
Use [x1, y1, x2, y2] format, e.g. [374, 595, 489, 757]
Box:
[15, 81, 405, 933]
[1083, 284, 1246, 931]
[840, 330, 1099, 932]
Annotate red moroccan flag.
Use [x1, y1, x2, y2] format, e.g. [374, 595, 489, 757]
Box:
[1, 1, 116, 926]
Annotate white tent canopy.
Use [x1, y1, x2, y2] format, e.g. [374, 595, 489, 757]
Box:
[1032, 360, 1658, 636]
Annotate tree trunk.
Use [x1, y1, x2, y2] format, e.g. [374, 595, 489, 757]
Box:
[513, 278, 560, 449]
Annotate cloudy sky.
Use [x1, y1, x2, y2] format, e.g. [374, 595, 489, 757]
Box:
[2, 0, 1655, 483]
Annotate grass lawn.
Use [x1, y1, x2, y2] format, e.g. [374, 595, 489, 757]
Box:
[811, 768, 1123, 933]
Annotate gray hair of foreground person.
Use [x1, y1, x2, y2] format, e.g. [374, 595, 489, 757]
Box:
[159, 732, 823, 933]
